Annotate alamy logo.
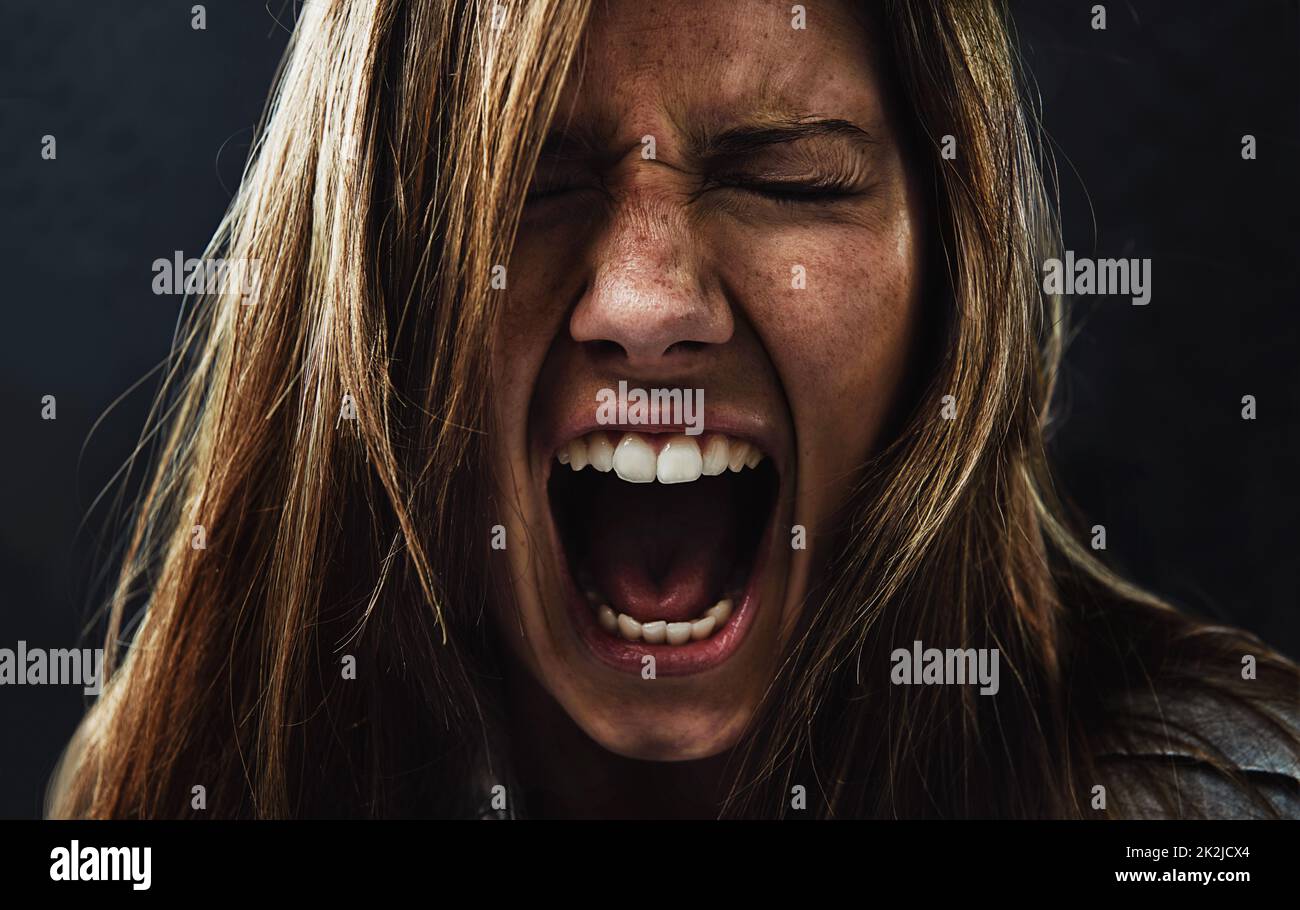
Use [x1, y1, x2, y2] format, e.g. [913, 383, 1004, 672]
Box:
[49, 841, 151, 891]
[151, 250, 261, 304]
[0, 642, 103, 694]
[1042, 251, 1151, 305]
[596, 380, 704, 436]
[890, 640, 1000, 695]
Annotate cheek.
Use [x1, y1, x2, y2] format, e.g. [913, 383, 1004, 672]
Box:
[721, 216, 922, 435]
[492, 224, 590, 414]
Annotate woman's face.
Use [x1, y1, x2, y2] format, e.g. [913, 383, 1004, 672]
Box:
[490, 0, 924, 760]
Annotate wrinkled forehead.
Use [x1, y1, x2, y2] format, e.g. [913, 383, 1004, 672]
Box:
[561, 0, 889, 150]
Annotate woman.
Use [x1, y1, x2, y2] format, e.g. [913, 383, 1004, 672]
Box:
[49, 0, 1300, 818]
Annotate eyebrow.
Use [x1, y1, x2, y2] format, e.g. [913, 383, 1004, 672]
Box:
[693, 117, 879, 160]
[537, 116, 879, 165]
[536, 108, 622, 164]
[537, 127, 607, 162]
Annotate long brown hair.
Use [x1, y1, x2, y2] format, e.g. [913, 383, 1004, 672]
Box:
[49, 0, 1299, 818]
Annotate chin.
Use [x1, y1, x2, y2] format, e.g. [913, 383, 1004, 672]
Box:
[577, 694, 759, 761]
[494, 410, 802, 761]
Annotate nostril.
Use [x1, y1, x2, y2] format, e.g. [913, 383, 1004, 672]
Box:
[664, 340, 707, 357]
[583, 339, 627, 361]
[582, 337, 711, 369]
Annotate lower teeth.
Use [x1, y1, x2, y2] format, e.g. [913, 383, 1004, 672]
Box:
[592, 596, 733, 644]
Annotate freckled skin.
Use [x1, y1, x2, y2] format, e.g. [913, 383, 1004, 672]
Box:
[489, 0, 925, 768]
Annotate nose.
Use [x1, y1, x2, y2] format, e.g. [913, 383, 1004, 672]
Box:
[569, 196, 732, 372]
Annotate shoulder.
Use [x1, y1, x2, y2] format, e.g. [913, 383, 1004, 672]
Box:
[1096, 688, 1300, 819]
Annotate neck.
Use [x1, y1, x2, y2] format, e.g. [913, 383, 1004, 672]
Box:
[502, 662, 730, 819]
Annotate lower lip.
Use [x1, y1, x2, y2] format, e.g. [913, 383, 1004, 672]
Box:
[559, 519, 773, 677]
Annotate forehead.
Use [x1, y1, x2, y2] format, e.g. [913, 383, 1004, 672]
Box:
[565, 0, 887, 143]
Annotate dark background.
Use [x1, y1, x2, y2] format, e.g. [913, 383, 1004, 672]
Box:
[0, 1, 1296, 817]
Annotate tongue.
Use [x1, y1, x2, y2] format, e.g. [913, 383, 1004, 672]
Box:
[580, 473, 738, 625]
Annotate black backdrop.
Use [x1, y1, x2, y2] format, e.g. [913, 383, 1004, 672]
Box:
[0, 1, 1296, 817]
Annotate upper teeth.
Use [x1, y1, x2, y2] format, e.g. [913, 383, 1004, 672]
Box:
[557, 431, 762, 483]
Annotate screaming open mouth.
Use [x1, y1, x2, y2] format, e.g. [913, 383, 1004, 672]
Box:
[547, 429, 779, 675]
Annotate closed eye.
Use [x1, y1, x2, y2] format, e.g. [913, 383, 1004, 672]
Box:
[525, 183, 581, 203]
[706, 176, 862, 205]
